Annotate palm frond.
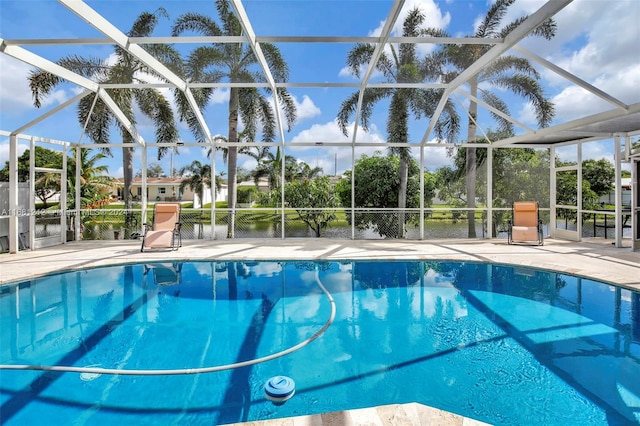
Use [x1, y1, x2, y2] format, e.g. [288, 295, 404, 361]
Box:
[173, 88, 208, 143]
[435, 98, 461, 144]
[491, 74, 554, 127]
[346, 43, 376, 78]
[337, 91, 361, 136]
[258, 95, 276, 142]
[216, 0, 242, 37]
[482, 55, 541, 81]
[260, 43, 290, 82]
[359, 87, 393, 132]
[187, 46, 229, 80]
[132, 89, 179, 158]
[172, 13, 222, 37]
[78, 95, 113, 145]
[28, 70, 63, 108]
[276, 87, 297, 131]
[476, 0, 514, 38]
[499, 16, 556, 40]
[480, 90, 514, 134]
[376, 50, 396, 81]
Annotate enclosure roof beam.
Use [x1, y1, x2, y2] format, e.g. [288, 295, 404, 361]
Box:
[0, 39, 143, 145]
[454, 88, 534, 133]
[0, 40, 98, 91]
[512, 45, 629, 111]
[351, 0, 405, 144]
[420, 0, 573, 145]
[229, 0, 286, 144]
[11, 90, 92, 136]
[493, 102, 640, 147]
[3, 35, 506, 46]
[58, 0, 213, 143]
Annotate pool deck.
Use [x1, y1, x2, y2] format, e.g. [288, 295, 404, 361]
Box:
[1, 238, 638, 425]
[1, 238, 638, 290]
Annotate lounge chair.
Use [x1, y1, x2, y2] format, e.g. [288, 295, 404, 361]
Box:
[141, 202, 182, 252]
[508, 201, 543, 245]
[144, 263, 183, 286]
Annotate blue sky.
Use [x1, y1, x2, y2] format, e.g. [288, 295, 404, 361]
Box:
[1, 0, 639, 178]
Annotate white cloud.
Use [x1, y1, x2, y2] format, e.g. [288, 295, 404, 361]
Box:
[264, 93, 321, 125]
[340, 0, 451, 79]
[295, 94, 321, 121]
[291, 119, 384, 144]
[250, 261, 282, 277]
[285, 120, 452, 174]
[531, 63, 640, 124]
[582, 140, 615, 162]
[516, 0, 640, 123]
[113, 166, 124, 178]
[370, 0, 451, 39]
[211, 88, 230, 104]
[0, 139, 29, 166]
[239, 157, 258, 171]
[286, 120, 385, 174]
[422, 142, 455, 170]
[0, 55, 67, 114]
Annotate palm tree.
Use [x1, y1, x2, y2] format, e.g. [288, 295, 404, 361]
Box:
[34, 147, 117, 208]
[287, 157, 323, 182]
[29, 8, 180, 236]
[178, 160, 218, 209]
[337, 7, 459, 238]
[172, 1, 297, 238]
[67, 148, 119, 208]
[423, 0, 556, 237]
[250, 147, 324, 192]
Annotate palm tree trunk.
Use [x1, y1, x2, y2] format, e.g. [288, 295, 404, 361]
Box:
[466, 77, 478, 238]
[227, 88, 239, 238]
[122, 137, 134, 238]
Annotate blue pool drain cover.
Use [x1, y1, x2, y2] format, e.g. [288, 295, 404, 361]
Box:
[264, 376, 295, 405]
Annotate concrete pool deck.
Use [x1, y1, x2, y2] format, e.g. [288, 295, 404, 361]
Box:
[1, 238, 638, 425]
[1, 238, 638, 289]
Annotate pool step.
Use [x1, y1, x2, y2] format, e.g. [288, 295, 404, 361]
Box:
[226, 402, 491, 426]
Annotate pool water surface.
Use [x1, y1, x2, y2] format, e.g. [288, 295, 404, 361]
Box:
[1, 260, 639, 425]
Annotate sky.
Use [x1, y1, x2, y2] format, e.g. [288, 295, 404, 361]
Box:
[1, 0, 639, 179]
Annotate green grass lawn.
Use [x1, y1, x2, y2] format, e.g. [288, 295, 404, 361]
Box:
[48, 202, 493, 228]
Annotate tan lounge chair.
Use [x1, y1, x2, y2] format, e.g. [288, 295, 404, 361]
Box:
[144, 263, 183, 286]
[508, 201, 543, 245]
[141, 203, 182, 252]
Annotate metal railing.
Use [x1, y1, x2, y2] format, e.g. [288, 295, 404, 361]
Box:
[58, 206, 527, 241]
[2, 205, 557, 252]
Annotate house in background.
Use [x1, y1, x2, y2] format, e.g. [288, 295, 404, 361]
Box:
[598, 178, 632, 206]
[236, 177, 270, 206]
[110, 176, 275, 208]
[111, 177, 225, 208]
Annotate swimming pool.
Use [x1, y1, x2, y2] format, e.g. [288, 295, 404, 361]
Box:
[1, 260, 638, 425]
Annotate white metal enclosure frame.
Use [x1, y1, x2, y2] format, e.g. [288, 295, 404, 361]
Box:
[1, 0, 639, 253]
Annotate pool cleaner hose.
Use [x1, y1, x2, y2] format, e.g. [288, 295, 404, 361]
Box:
[0, 267, 336, 376]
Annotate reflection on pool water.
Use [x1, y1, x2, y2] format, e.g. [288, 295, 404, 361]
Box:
[1, 260, 639, 425]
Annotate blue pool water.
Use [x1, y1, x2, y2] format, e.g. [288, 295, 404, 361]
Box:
[1, 260, 639, 425]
